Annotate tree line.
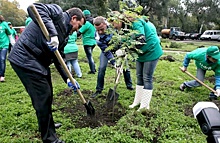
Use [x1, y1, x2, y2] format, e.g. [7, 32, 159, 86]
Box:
[1, 0, 220, 33]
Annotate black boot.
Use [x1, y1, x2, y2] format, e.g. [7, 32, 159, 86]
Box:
[51, 139, 65, 143]
[90, 90, 102, 98]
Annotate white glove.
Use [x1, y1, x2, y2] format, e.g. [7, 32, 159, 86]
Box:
[8, 35, 15, 46]
[216, 89, 220, 97]
[115, 49, 125, 57]
[47, 36, 59, 51]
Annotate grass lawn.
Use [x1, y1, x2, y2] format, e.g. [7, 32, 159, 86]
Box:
[0, 40, 219, 143]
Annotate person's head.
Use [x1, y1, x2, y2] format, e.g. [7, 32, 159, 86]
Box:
[0, 15, 5, 23]
[8, 22, 12, 28]
[108, 11, 123, 30]
[206, 46, 220, 63]
[83, 9, 91, 17]
[93, 16, 108, 35]
[66, 7, 85, 33]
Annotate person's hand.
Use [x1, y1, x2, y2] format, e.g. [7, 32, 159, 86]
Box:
[115, 49, 125, 57]
[47, 36, 59, 52]
[216, 89, 220, 97]
[180, 66, 187, 72]
[114, 64, 123, 74]
[67, 78, 80, 92]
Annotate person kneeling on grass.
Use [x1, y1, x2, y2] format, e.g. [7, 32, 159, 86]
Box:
[179, 46, 220, 100]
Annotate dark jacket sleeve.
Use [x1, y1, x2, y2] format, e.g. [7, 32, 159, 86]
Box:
[27, 3, 63, 38]
[53, 54, 68, 83]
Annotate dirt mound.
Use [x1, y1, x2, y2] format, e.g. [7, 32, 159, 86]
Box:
[55, 89, 126, 128]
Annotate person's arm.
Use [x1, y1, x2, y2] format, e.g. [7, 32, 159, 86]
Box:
[183, 54, 191, 68]
[215, 76, 220, 89]
[27, 3, 63, 38]
[132, 21, 146, 49]
[53, 55, 68, 83]
[104, 51, 115, 65]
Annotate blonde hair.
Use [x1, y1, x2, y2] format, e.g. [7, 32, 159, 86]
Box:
[93, 16, 106, 26]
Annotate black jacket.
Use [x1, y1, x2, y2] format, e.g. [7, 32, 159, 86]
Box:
[8, 3, 72, 82]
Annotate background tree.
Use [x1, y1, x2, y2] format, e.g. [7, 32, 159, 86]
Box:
[0, 0, 26, 26]
[39, 0, 108, 17]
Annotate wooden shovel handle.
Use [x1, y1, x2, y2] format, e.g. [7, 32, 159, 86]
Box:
[179, 67, 216, 93]
[30, 4, 86, 104]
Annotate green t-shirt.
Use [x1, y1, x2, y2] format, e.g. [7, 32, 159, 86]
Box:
[10, 28, 17, 39]
[132, 19, 163, 62]
[186, 48, 220, 76]
[79, 21, 96, 46]
[25, 17, 32, 27]
[0, 21, 12, 48]
[64, 32, 78, 54]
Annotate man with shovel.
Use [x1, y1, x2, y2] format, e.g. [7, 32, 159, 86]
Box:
[8, 3, 85, 143]
[179, 46, 220, 100]
[91, 16, 134, 98]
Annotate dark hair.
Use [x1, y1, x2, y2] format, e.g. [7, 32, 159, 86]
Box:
[0, 15, 5, 22]
[66, 8, 86, 24]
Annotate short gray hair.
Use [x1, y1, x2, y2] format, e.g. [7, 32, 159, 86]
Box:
[93, 16, 106, 26]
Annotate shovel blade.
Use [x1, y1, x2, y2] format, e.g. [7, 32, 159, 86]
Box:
[84, 100, 95, 117]
[105, 88, 119, 108]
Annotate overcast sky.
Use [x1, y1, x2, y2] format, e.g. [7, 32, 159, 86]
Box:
[10, 0, 37, 12]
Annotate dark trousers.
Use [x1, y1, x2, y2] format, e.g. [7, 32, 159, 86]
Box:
[123, 69, 133, 88]
[10, 63, 57, 143]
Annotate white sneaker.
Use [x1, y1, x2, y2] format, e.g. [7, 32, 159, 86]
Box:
[0, 77, 5, 82]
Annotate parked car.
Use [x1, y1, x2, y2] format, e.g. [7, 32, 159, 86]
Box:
[200, 30, 220, 40]
[184, 33, 193, 39]
[190, 33, 202, 40]
[217, 36, 220, 42]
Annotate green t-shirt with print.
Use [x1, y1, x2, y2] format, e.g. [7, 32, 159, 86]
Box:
[186, 48, 220, 76]
[0, 21, 12, 48]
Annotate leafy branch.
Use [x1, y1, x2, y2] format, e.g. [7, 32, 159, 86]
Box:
[105, 1, 146, 67]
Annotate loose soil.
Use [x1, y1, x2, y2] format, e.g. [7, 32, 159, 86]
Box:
[55, 89, 127, 128]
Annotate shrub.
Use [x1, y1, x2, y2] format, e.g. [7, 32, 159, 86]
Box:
[169, 42, 182, 48]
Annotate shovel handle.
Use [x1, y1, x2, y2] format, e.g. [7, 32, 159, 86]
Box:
[179, 67, 216, 93]
[30, 4, 87, 104]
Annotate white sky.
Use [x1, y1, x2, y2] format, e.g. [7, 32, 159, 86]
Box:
[10, 0, 37, 13]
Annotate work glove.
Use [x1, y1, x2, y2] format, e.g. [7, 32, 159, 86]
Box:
[47, 36, 59, 52]
[216, 89, 220, 97]
[115, 49, 125, 57]
[67, 78, 80, 93]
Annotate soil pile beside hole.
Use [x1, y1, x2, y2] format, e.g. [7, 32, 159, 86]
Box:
[55, 89, 126, 128]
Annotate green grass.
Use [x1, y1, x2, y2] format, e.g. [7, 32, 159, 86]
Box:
[161, 38, 220, 52]
[1, 40, 218, 143]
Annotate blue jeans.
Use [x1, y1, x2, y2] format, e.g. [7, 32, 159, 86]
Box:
[66, 59, 82, 78]
[136, 59, 159, 90]
[84, 45, 96, 73]
[0, 48, 8, 77]
[96, 52, 133, 91]
[184, 68, 206, 88]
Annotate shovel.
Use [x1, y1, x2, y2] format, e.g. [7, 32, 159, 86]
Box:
[105, 55, 127, 108]
[30, 5, 95, 116]
[179, 67, 217, 94]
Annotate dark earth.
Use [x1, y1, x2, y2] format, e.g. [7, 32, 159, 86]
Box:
[52, 57, 219, 142]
